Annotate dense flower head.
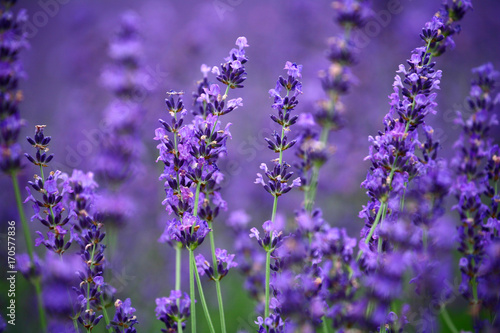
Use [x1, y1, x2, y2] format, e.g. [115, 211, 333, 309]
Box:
[195, 248, 237, 281]
[332, 0, 371, 29]
[109, 298, 138, 333]
[250, 221, 284, 252]
[155, 290, 191, 333]
[216, 36, 249, 89]
[24, 125, 54, 167]
[0, 0, 28, 173]
[160, 213, 211, 250]
[255, 313, 286, 333]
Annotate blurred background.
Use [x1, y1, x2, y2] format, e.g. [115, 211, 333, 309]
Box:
[1, 0, 500, 332]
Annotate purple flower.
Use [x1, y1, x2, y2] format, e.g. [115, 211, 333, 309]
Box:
[250, 221, 284, 252]
[16, 252, 41, 280]
[155, 291, 191, 332]
[109, 298, 138, 333]
[0, 2, 28, 174]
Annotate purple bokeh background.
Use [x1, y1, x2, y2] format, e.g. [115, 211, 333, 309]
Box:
[1, 0, 500, 331]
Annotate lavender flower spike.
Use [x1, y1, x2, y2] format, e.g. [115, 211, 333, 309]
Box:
[0, 0, 28, 174]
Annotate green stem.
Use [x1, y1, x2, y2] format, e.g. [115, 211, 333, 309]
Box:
[87, 245, 96, 312]
[271, 195, 278, 223]
[440, 305, 459, 333]
[175, 246, 182, 291]
[99, 292, 113, 333]
[264, 251, 271, 320]
[208, 222, 226, 333]
[190, 250, 216, 333]
[33, 278, 47, 332]
[322, 316, 329, 333]
[305, 125, 330, 213]
[356, 202, 386, 261]
[10, 173, 48, 333]
[215, 280, 226, 333]
[189, 249, 197, 333]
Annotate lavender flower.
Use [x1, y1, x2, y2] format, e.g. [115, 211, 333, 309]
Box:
[195, 248, 237, 281]
[63, 170, 117, 331]
[155, 291, 191, 332]
[109, 298, 138, 333]
[0, 0, 28, 174]
[162, 213, 211, 250]
[255, 313, 286, 333]
[24, 126, 76, 255]
[255, 62, 302, 221]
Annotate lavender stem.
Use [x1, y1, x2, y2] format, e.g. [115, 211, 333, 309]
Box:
[10, 173, 48, 332]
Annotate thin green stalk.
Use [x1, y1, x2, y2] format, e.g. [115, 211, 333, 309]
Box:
[190, 250, 216, 333]
[215, 280, 226, 333]
[10, 173, 47, 332]
[87, 245, 96, 312]
[208, 222, 226, 333]
[33, 277, 47, 332]
[356, 202, 386, 261]
[322, 316, 329, 333]
[264, 251, 271, 320]
[271, 195, 278, 223]
[99, 292, 113, 333]
[175, 246, 182, 291]
[189, 249, 197, 333]
[440, 305, 459, 333]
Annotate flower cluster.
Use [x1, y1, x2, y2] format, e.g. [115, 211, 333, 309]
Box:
[196, 248, 237, 281]
[109, 298, 139, 333]
[155, 291, 191, 333]
[0, 0, 28, 174]
[24, 126, 76, 256]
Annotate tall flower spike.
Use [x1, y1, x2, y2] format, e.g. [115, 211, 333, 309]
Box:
[24, 126, 76, 255]
[0, 0, 28, 173]
[95, 11, 147, 228]
[256, 62, 302, 219]
[451, 63, 500, 320]
[359, 0, 472, 258]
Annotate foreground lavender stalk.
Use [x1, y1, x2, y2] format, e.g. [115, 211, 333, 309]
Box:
[353, 1, 472, 331]
[254, 62, 302, 327]
[358, 0, 472, 260]
[59, 170, 118, 333]
[451, 63, 500, 330]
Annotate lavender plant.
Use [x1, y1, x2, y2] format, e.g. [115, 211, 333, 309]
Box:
[252, 61, 303, 330]
[155, 37, 248, 333]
